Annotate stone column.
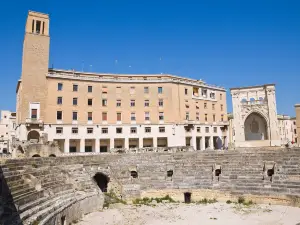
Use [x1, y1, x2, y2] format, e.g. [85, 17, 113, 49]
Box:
[201, 137, 205, 150]
[210, 136, 214, 150]
[153, 137, 157, 148]
[125, 138, 129, 150]
[139, 138, 143, 148]
[110, 138, 114, 151]
[80, 139, 85, 153]
[64, 139, 69, 153]
[95, 139, 100, 153]
[191, 136, 197, 151]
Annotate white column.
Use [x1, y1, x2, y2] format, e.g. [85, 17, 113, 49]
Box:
[153, 137, 157, 148]
[210, 136, 214, 150]
[201, 137, 205, 150]
[139, 138, 143, 148]
[80, 139, 85, 152]
[191, 136, 197, 150]
[110, 138, 114, 150]
[125, 138, 129, 149]
[95, 139, 100, 153]
[64, 139, 69, 153]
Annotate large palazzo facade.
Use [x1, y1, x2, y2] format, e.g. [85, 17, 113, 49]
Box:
[15, 11, 229, 153]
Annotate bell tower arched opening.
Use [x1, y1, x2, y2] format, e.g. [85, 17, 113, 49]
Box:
[244, 112, 268, 141]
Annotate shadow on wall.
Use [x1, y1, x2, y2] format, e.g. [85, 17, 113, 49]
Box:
[0, 166, 23, 225]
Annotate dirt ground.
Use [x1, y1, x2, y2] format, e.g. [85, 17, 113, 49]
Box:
[78, 202, 300, 225]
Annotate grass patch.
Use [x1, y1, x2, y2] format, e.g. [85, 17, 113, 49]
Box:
[103, 190, 127, 208]
[133, 195, 176, 205]
[210, 217, 217, 220]
[235, 196, 255, 206]
[226, 200, 232, 204]
[195, 198, 217, 204]
[32, 220, 40, 225]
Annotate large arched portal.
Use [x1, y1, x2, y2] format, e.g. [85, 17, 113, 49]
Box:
[93, 173, 110, 192]
[27, 130, 40, 141]
[244, 112, 268, 141]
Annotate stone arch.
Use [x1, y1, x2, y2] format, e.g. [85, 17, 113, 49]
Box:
[32, 154, 41, 157]
[244, 111, 269, 141]
[27, 130, 40, 141]
[93, 172, 110, 192]
[49, 154, 56, 157]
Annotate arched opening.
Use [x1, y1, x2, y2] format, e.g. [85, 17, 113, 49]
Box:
[49, 154, 56, 157]
[27, 130, 40, 141]
[244, 112, 268, 141]
[32, 154, 41, 157]
[93, 173, 110, 192]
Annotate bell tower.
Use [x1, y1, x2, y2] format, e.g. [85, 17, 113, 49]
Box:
[18, 11, 50, 124]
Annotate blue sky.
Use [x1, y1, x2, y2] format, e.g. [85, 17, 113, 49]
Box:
[0, 0, 299, 115]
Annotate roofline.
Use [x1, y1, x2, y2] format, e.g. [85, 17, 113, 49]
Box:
[230, 84, 275, 91]
[295, 104, 300, 107]
[48, 68, 226, 90]
[28, 11, 49, 18]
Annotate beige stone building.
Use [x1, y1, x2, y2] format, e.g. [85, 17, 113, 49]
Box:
[295, 104, 300, 146]
[230, 84, 281, 147]
[0, 111, 16, 153]
[15, 11, 229, 153]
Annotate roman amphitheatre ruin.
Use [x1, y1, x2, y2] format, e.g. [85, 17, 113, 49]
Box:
[1, 146, 300, 225]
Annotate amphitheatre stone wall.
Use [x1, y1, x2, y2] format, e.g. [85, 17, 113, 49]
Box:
[1, 149, 300, 224]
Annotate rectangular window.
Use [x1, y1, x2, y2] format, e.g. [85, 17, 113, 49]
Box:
[58, 83, 63, 91]
[117, 112, 122, 121]
[186, 112, 189, 120]
[56, 127, 63, 134]
[159, 112, 164, 121]
[196, 112, 200, 121]
[158, 87, 163, 94]
[130, 100, 135, 107]
[158, 99, 163, 107]
[145, 127, 151, 133]
[88, 99, 93, 106]
[102, 86, 108, 94]
[88, 112, 92, 121]
[213, 114, 216, 122]
[116, 127, 122, 134]
[102, 128, 108, 134]
[202, 89, 207, 97]
[213, 127, 217, 133]
[116, 87, 122, 94]
[57, 111, 62, 120]
[87, 128, 93, 134]
[31, 109, 37, 119]
[131, 112, 136, 121]
[145, 100, 150, 107]
[102, 112, 107, 121]
[73, 84, 78, 92]
[36, 20, 41, 34]
[130, 127, 137, 134]
[72, 127, 78, 134]
[73, 98, 78, 106]
[144, 87, 149, 93]
[57, 97, 62, 105]
[145, 112, 150, 121]
[221, 104, 223, 111]
[212, 104, 215, 110]
[88, 86, 93, 93]
[204, 103, 207, 109]
[205, 114, 208, 122]
[159, 127, 165, 133]
[130, 87, 135, 94]
[210, 92, 215, 99]
[72, 112, 78, 121]
[116, 99, 121, 107]
[221, 114, 224, 122]
[220, 93, 223, 100]
[205, 127, 209, 133]
[102, 99, 107, 106]
[185, 88, 188, 95]
[197, 127, 201, 133]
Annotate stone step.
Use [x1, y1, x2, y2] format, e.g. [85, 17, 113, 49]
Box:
[20, 191, 75, 221]
[11, 186, 36, 197]
[14, 190, 44, 207]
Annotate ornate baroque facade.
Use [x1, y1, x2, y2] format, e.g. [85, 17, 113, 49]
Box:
[230, 84, 280, 147]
